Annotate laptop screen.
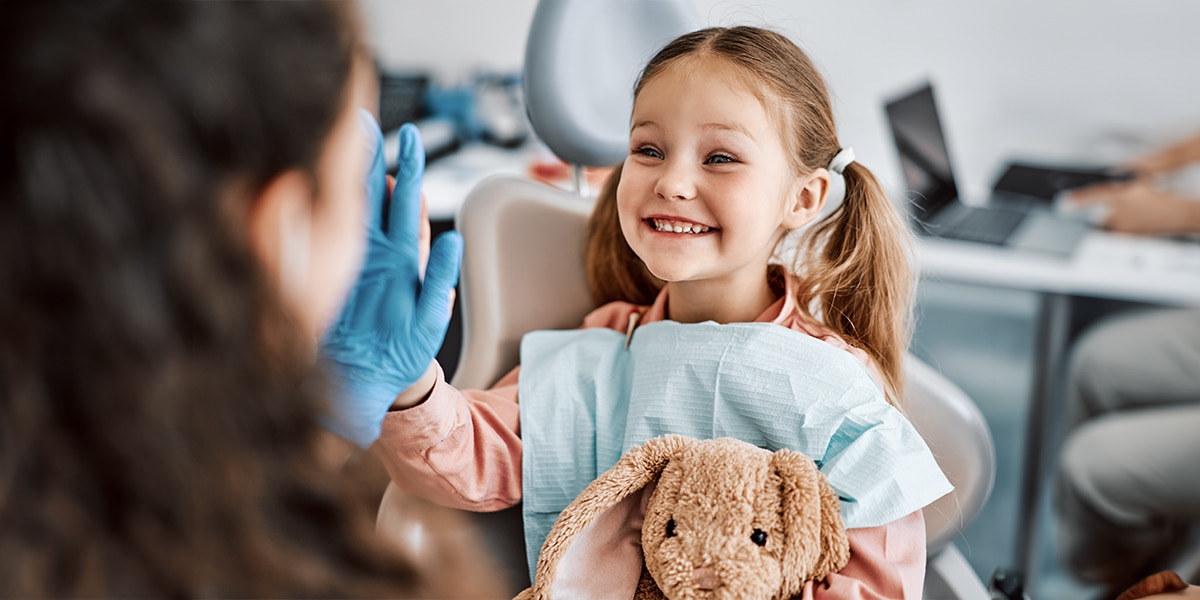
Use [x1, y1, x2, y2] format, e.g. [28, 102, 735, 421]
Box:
[884, 83, 959, 224]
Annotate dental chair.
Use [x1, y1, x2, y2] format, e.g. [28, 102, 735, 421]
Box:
[377, 1, 995, 597]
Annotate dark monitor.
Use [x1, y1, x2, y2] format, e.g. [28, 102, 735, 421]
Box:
[884, 83, 959, 225]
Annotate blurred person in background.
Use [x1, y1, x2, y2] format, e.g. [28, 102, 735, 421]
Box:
[1054, 133, 1200, 598]
[0, 1, 492, 597]
[1069, 132, 1200, 235]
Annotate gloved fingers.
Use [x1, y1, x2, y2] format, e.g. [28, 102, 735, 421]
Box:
[325, 239, 385, 340]
[418, 193, 430, 281]
[358, 109, 388, 232]
[415, 230, 462, 340]
[388, 123, 425, 248]
[347, 249, 407, 322]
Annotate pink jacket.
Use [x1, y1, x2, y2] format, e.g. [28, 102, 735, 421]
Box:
[376, 288, 927, 598]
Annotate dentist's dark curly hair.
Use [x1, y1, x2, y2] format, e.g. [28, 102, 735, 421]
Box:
[0, 2, 491, 597]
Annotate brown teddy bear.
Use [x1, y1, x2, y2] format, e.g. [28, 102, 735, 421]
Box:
[516, 435, 850, 600]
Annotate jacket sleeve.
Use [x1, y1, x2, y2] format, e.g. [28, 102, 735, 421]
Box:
[373, 363, 523, 512]
[803, 510, 928, 599]
[370, 302, 643, 512]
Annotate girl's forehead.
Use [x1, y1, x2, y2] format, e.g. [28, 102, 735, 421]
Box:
[636, 57, 772, 113]
[649, 55, 758, 92]
[632, 57, 782, 133]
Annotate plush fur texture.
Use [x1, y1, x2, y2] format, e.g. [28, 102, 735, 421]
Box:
[1115, 571, 1190, 600]
[516, 435, 850, 600]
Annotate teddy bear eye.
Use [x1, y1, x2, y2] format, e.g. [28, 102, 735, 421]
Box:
[750, 529, 767, 546]
[666, 518, 677, 538]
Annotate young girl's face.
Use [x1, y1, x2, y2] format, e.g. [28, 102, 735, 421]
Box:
[617, 58, 813, 291]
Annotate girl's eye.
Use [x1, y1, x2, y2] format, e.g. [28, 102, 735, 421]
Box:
[634, 146, 664, 160]
[705, 153, 736, 165]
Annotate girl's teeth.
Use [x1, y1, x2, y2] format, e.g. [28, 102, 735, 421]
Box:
[654, 219, 709, 234]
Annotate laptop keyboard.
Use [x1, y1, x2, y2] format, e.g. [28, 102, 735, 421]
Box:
[938, 207, 1025, 245]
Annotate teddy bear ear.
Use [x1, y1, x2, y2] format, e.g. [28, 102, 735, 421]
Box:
[770, 449, 851, 593]
[523, 435, 693, 599]
[810, 463, 851, 580]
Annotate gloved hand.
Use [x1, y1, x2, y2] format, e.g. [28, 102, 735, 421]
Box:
[321, 111, 462, 447]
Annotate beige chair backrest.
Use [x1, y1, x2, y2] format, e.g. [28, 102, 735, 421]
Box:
[904, 351, 996, 556]
[449, 176, 594, 390]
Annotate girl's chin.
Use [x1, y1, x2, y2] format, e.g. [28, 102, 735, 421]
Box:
[639, 266, 692, 284]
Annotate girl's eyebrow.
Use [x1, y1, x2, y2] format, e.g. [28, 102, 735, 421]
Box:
[702, 122, 754, 140]
[630, 120, 753, 141]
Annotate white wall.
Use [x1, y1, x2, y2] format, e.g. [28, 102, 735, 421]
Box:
[361, 0, 538, 81]
[362, 0, 1200, 197]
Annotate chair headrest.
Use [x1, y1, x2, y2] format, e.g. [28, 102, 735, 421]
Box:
[523, 0, 700, 167]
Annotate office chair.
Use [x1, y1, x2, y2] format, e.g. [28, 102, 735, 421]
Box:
[377, 175, 997, 598]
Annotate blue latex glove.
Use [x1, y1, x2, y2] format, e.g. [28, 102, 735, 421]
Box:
[321, 111, 462, 447]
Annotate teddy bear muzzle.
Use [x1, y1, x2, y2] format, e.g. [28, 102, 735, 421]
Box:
[692, 565, 717, 591]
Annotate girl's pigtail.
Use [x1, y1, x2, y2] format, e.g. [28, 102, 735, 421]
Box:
[794, 161, 915, 406]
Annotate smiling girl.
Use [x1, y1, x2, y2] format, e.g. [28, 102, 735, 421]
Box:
[370, 26, 949, 598]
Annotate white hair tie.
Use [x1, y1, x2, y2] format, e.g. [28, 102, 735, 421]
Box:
[828, 147, 855, 175]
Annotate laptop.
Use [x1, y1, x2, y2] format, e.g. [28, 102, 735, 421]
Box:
[883, 82, 1113, 256]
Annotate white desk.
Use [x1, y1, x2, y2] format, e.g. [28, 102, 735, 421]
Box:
[917, 232, 1200, 306]
[916, 232, 1200, 581]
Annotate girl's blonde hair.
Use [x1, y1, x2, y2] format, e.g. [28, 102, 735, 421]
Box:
[585, 26, 915, 407]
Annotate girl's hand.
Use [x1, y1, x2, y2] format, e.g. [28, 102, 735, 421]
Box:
[321, 114, 462, 447]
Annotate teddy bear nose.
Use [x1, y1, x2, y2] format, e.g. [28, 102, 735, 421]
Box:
[692, 566, 717, 591]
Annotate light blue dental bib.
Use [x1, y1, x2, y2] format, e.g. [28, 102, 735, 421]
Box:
[518, 320, 953, 579]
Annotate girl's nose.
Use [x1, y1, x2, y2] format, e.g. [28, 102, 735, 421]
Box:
[654, 159, 696, 201]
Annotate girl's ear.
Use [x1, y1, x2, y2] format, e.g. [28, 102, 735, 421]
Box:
[783, 168, 830, 230]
